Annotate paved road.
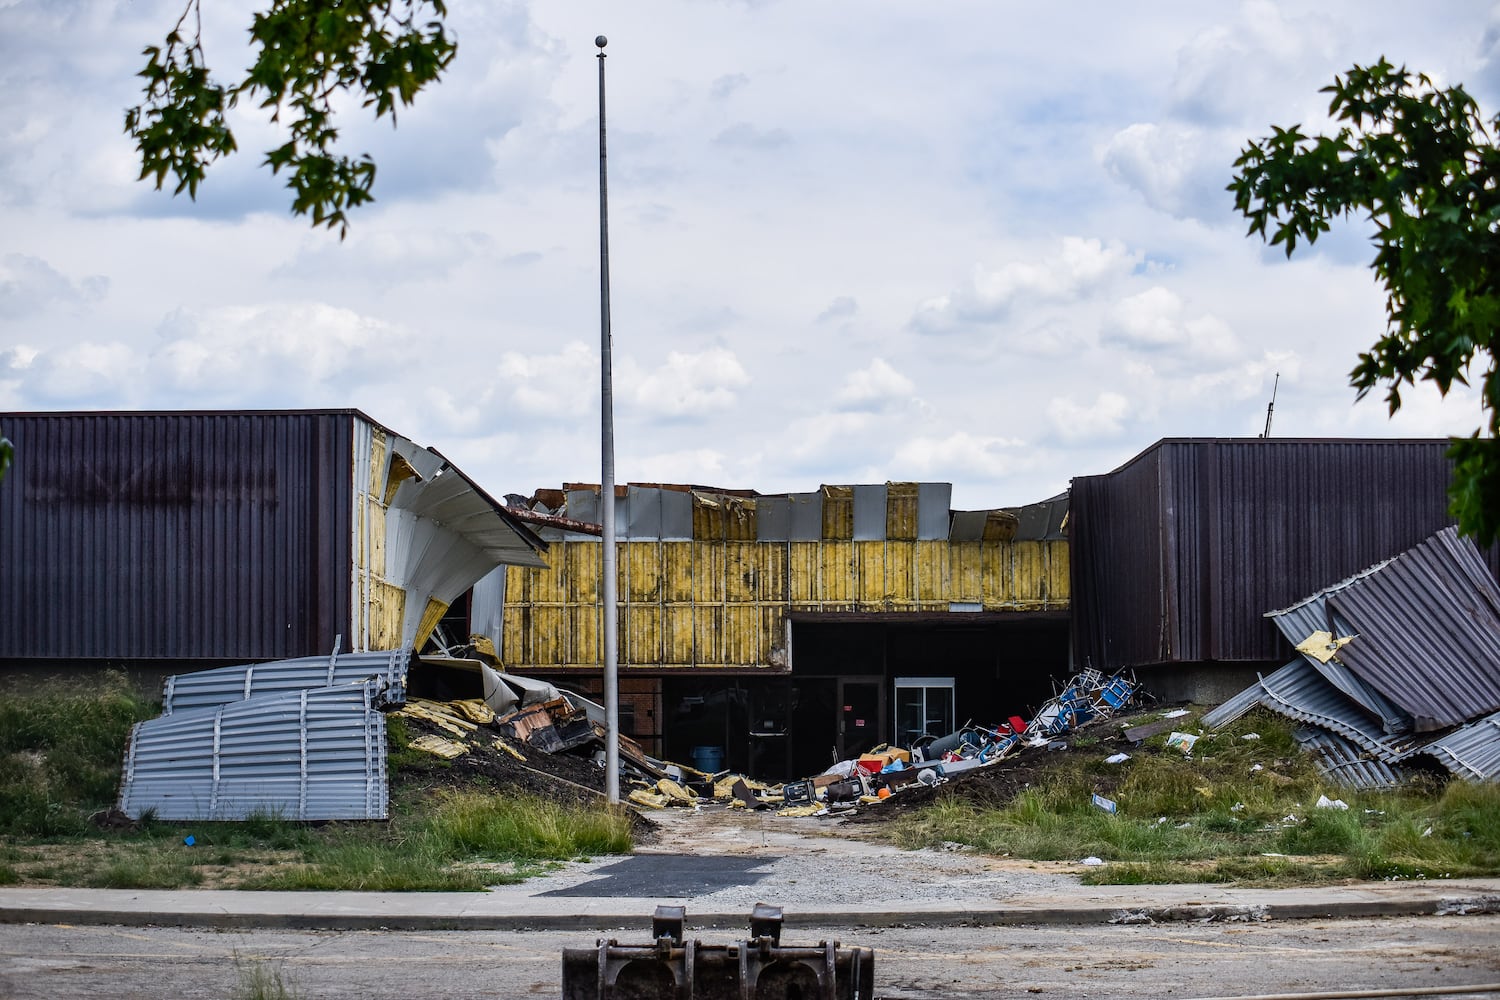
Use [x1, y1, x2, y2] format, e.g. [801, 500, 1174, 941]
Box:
[2, 914, 1498, 999]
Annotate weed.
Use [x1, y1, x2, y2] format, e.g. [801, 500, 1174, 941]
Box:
[0, 864, 17, 885]
[233, 952, 300, 1000]
[85, 847, 204, 889]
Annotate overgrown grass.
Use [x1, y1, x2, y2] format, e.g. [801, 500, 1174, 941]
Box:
[0, 672, 157, 837]
[0, 675, 635, 891]
[891, 709, 1500, 886]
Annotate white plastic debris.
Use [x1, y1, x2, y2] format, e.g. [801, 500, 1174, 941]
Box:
[1231, 802, 1245, 812]
[1250, 763, 1264, 772]
[1241, 733, 1261, 741]
[1166, 732, 1199, 753]
[1316, 795, 1349, 810]
[1091, 793, 1118, 814]
[1104, 753, 1131, 764]
[1081, 856, 1105, 866]
[1162, 709, 1190, 719]
[1422, 826, 1434, 838]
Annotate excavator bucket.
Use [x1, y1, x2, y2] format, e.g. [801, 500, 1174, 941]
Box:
[561, 903, 875, 999]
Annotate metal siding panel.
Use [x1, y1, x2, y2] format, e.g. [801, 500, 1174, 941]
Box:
[917, 483, 952, 540]
[0, 411, 355, 661]
[756, 496, 791, 540]
[788, 492, 823, 541]
[852, 484, 888, 541]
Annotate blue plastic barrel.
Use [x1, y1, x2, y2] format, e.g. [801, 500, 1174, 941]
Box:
[691, 745, 725, 773]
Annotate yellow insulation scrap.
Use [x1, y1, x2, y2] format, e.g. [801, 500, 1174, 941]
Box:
[655, 779, 697, 804]
[410, 734, 469, 759]
[713, 777, 740, 800]
[492, 739, 527, 762]
[628, 789, 671, 809]
[450, 699, 495, 725]
[396, 702, 477, 737]
[776, 804, 823, 818]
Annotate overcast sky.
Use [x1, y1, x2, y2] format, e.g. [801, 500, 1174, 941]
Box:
[1, 1, 1495, 508]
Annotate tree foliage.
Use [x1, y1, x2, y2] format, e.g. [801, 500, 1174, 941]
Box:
[1230, 59, 1500, 545]
[124, 0, 457, 237]
[0, 427, 10, 485]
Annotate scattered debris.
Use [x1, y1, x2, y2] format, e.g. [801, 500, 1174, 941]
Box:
[1165, 732, 1199, 754]
[1315, 795, 1350, 810]
[1092, 793, 1118, 814]
[1104, 753, 1131, 764]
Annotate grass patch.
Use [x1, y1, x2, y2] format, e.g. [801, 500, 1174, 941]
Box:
[0, 672, 157, 837]
[892, 708, 1500, 886]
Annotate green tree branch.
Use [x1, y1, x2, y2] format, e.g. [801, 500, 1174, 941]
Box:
[124, 0, 456, 237]
[1230, 58, 1500, 545]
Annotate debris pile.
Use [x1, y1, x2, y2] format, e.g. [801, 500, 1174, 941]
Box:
[1204, 526, 1500, 788]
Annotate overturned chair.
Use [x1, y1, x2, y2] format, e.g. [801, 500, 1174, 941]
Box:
[562, 903, 875, 999]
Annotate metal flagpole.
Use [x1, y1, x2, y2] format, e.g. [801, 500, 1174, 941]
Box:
[595, 34, 620, 805]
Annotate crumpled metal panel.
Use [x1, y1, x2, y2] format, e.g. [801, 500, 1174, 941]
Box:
[162, 648, 411, 716]
[118, 679, 389, 821]
[1294, 726, 1412, 790]
[1415, 710, 1500, 781]
[1265, 592, 1407, 734]
[1268, 527, 1500, 733]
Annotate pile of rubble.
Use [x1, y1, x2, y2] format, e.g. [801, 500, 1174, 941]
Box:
[394, 665, 1142, 819]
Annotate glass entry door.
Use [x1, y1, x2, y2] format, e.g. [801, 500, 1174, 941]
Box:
[894, 677, 955, 748]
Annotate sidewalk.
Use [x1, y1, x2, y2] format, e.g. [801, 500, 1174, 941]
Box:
[2, 877, 1498, 932]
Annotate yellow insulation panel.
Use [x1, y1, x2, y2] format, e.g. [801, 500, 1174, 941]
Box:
[498, 534, 1070, 671]
[821, 486, 853, 540]
[885, 483, 919, 540]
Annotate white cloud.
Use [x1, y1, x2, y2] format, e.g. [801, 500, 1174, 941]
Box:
[912, 237, 1140, 334]
[836, 358, 915, 411]
[496, 342, 596, 419]
[891, 431, 1027, 480]
[0, 253, 108, 318]
[1100, 123, 1239, 222]
[1047, 392, 1132, 443]
[627, 347, 751, 418]
[1103, 286, 1241, 360]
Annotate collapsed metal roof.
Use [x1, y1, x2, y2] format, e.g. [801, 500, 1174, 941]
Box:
[1266, 526, 1500, 733]
[119, 649, 412, 821]
[119, 678, 392, 821]
[1207, 527, 1500, 788]
[162, 647, 411, 716]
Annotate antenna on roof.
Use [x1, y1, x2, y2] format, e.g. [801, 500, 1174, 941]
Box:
[1260, 372, 1280, 438]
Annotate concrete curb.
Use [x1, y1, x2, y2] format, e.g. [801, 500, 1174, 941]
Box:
[2, 892, 1497, 932]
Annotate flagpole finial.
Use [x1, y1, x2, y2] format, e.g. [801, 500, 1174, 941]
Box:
[595, 35, 607, 49]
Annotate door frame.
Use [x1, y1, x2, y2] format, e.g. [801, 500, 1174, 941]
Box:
[835, 676, 886, 760]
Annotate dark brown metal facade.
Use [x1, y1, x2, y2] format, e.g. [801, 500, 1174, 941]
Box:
[1069, 438, 1500, 673]
[0, 411, 355, 662]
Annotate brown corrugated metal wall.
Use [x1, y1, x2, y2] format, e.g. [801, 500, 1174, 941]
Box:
[1070, 438, 1500, 673]
[0, 411, 354, 662]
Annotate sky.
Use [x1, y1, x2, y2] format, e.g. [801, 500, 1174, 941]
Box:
[1, 1, 1497, 510]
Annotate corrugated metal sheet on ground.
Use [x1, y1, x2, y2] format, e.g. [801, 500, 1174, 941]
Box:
[1294, 726, 1412, 790]
[1323, 527, 1500, 731]
[119, 679, 389, 821]
[163, 647, 410, 715]
[1414, 711, 1500, 781]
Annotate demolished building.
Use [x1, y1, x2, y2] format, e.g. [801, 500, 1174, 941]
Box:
[475, 483, 1070, 780]
[0, 410, 548, 672]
